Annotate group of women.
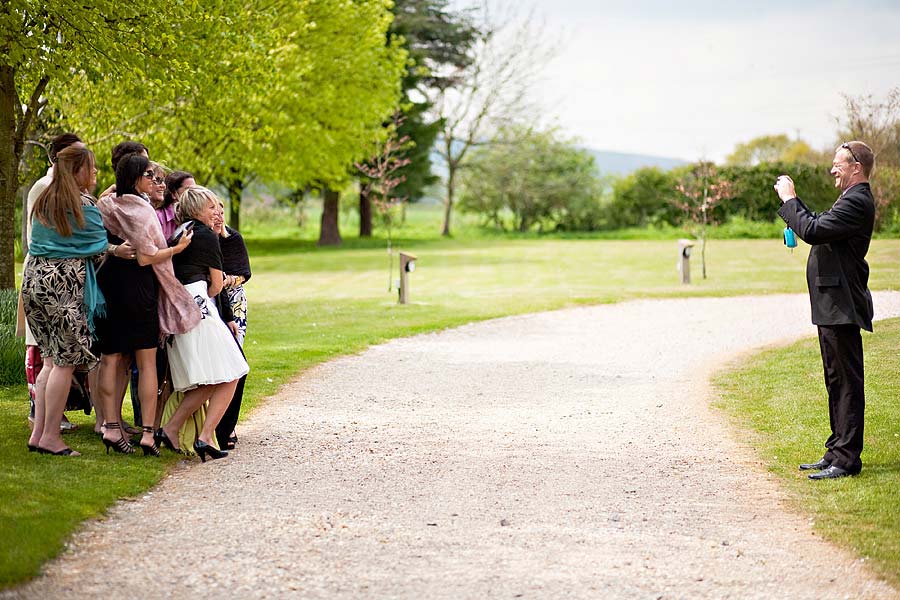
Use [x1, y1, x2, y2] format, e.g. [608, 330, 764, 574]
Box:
[23, 139, 251, 460]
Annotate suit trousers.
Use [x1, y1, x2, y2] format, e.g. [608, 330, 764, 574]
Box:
[817, 325, 865, 472]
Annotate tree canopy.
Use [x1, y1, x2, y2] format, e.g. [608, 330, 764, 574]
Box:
[459, 125, 599, 232]
[725, 134, 819, 166]
[1, 0, 407, 284]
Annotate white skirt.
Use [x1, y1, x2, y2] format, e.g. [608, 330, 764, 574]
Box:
[168, 281, 249, 392]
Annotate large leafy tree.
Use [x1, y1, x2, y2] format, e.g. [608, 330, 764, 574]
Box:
[55, 0, 405, 238]
[52, 2, 283, 216]
[269, 0, 407, 245]
[0, 0, 196, 288]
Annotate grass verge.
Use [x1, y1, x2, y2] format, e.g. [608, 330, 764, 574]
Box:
[713, 319, 900, 587]
[2, 222, 899, 587]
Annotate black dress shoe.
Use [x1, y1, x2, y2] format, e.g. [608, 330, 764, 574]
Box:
[799, 459, 830, 471]
[808, 465, 853, 480]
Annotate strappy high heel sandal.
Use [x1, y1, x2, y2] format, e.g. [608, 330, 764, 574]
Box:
[101, 422, 134, 455]
[139, 426, 160, 457]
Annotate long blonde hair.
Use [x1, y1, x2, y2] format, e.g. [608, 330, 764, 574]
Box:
[32, 145, 94, 237]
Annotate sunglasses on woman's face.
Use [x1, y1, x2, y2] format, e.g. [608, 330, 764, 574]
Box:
[142, 171, 164, 184]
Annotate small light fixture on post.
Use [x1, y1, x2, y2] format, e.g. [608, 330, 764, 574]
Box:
[677, 239, 695, 285]
[398, 252, 417, 304]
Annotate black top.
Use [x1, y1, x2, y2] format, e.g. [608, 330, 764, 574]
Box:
[778, 182, 875, 331]
[220, 226, 251, 281]
[173, 220, 222, 285]
[95, 232, 160, 353]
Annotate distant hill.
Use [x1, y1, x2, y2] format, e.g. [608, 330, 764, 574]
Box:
[585, 148, 687, 176]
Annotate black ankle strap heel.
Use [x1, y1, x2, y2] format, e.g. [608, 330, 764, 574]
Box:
[139, 426, 160, 457]
[101, 422, 134, 455]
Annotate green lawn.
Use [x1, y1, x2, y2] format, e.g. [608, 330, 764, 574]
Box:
[714, 319, 900, 587]
[2, 204, 899, 588]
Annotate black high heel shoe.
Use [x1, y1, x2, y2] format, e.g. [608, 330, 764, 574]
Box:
[139, 426, 160, 457]
[154, 428, 180, 453]
[193, 440, 228, 463]
[36, 446, 79, 456]
[102, 422, 134, 455]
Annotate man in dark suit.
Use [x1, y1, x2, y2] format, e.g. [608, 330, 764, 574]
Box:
[773, 141, 876, 480]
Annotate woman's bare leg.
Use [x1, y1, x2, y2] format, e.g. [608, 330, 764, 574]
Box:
[115, 358, 131, 430]
[160, 385, 212, 449]
[38, 360, 78, 454]
[133, 348, 158, 448]
[28, 361, 50, 448]
[198, 380, 238, 445]
[89, 366, 104, 434]
[98, 353, 128, 445]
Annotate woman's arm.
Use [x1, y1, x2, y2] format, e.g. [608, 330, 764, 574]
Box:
[207, 267, 225, 297]
[135, 230, 192, 266]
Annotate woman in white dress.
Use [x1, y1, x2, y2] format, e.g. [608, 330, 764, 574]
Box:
[155, 186, 249, 462]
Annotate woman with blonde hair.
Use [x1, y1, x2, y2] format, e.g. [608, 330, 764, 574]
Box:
[156, 186, 249, 462]
[23, 145, 107, 456]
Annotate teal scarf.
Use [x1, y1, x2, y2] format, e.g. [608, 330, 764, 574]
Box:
[29, 205, 108, 331]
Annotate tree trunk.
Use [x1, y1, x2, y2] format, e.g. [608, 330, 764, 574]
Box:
[226, 175, 244, 232]
[318, 186, 342, 246]
[0, 66, 21, 290]
[359, 185, 373, 238]
[441, 164, 456, 237]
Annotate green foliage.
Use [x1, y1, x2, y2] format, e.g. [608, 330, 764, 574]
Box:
[50, 0, 407, 217]
[0, 0, 199, 287]
[872, 166, 900, 233]
[726, 134, 821, 166]
[459, 126, 602, 232]
[718, 162, 835, 221]
[606, 167, 683, 229]
[0, 289, 24, 385]
[606, 162, 836, 233]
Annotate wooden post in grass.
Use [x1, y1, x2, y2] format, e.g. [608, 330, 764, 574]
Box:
[399, 252, 417, 304]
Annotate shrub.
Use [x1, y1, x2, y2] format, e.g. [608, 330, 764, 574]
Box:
[0, 289, 25, 385]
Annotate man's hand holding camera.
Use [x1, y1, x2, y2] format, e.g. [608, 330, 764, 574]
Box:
[773, 175, 796, 204]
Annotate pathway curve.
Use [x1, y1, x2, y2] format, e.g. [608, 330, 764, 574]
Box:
[7, 293, 900, 599]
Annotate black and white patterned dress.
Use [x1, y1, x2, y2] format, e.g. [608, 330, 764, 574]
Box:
[21, 194, 104, 369]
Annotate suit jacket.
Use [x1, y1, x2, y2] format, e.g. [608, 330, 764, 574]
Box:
[778, 182, 875, 331]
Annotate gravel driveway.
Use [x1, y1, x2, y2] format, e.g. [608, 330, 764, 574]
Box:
[7, 293, 900, 599]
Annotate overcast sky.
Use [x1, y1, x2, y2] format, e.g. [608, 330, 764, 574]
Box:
[452, 0, 900, 161]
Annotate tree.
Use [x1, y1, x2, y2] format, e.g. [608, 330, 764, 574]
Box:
[357, 114, 411, 283]
[51, 1, 284, 232]
[459, 125, 599, 232]
[427, 2, 556, 236]
[726, 134, 819, 166]
[607, 168, 682, 229]
[53, 0, 406, 238]
[835, 88, 900, 167]
[673, 162, 733, 280]
[0, 0, 196, 288]
[835, 88, 900, 230]
[357, 0, 479, 237]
